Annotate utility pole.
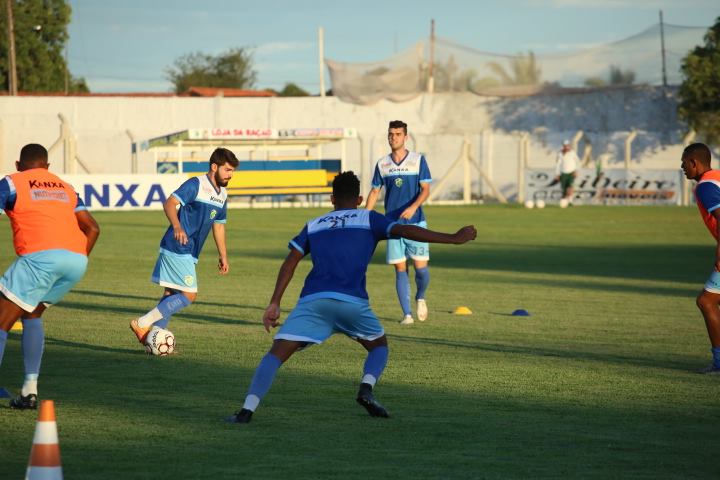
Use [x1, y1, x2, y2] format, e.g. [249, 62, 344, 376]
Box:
[659, 9, 668, 88]
[427, 19, 435, 93]
[318, 26, 325, 97]
[6, 0, 18, 95]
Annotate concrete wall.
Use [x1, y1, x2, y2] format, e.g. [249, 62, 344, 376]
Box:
[0, 86, 692, 201]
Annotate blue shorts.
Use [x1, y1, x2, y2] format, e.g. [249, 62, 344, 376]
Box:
[275, 298, 384, 345]
[151, 250, 198, 293]
[0, 249, 88, 312]
[387, 220, 430, 264]
[704, 270, 720, 294]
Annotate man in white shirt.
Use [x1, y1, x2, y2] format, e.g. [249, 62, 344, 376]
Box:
[554, 140, 579, 205]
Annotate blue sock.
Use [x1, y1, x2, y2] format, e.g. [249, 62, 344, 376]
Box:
[243, 353, 283, 411]
[0, 329, 7, 366]
[712, 346, 720, 368]
[156, 293, 191, 329]
[21, 318, 44, 377]
[415, 267, 430, 300]
[361, 346, 388, 386]
[395, 270, 412, 316]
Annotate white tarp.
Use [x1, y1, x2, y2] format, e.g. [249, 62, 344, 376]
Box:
[525, 168, 683, 205]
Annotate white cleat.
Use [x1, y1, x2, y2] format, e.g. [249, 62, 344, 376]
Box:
[400, 314, 414, 325]
[417, 299, 428, 322]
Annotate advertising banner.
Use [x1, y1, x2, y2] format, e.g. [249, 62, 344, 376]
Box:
[62, 174, 187, 211]
[525, 168, 683, 205]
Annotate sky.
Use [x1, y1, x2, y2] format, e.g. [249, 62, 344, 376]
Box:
[66, 0, 720, 94]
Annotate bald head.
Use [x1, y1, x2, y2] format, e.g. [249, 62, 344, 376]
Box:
[18, 144, 49, 171]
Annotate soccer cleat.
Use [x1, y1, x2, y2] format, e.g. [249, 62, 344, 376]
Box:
[9, 393, 38, 410]
[356, 384, 389, 418]
[698, 364, 720, 375]
[129, 318, 150, 344]
[225, 408, 253, 424]
[400, 314, 414, 325]
[417, 299, 428, 322]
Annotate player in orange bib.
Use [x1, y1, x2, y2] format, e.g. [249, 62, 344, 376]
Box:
[0, 144, 100, 408]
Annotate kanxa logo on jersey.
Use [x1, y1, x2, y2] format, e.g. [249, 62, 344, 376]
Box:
[317, 212, 358, 228]
[29, 180, 65, 189]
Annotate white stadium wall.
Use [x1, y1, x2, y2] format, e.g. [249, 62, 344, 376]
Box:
[0, 87, 692, 202]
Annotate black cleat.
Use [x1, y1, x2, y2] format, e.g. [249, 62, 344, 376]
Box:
[356, 384, 389, 418]
[9, 393, 38, 410]
[225, 408, 253, 424]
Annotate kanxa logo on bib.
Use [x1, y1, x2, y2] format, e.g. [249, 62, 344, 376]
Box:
[525, 168, 682, 205]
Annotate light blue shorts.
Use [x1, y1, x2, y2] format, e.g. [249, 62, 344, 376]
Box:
[151, 250, 198, 293]
[387, 220, 430, 264]
[704, 270, 720, 294]
[275, 298, 385, 345]
[0, 249, 88, 312]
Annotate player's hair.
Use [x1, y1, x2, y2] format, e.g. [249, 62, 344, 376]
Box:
[388, 120, 408, 134]
[19, 143, 48, 166]
[683, 143, 711, 167]
[209, 147, 239, 168]
[332, 171, 360, 201]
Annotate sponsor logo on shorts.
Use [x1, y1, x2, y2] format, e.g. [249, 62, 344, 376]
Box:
[184, 275, 194, 286]
[210, 209, 217, 219]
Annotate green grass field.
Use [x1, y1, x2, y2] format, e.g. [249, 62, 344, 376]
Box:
[0, 205, 718, 479]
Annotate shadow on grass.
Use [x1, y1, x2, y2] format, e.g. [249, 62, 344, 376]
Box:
[0, 338, 715, 480]
[55, 300, 257, 327]
[386, 334, 697, 372]
[242, 243, 709, 286]
[72, 289, 267, 312]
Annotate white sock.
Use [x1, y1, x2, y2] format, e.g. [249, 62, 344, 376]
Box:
[243, 394, 260, 412]
[361, 374, 377, 387]
[138, 308, 163, 328]
[21, 375, 38, 396]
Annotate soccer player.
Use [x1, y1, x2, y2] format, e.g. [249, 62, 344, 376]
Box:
[130, 148, 238, 347]
[366, 120, 432, 325]
[0, 144, 100, 409]
[227, 171, 476, 423]
[554, 140, 579, 206]
[682, 143, 720, 374]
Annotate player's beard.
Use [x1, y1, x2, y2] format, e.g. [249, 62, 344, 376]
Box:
[215, 170, 229, 187]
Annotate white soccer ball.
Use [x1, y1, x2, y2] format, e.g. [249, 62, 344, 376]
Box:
[524, 200, 535, 209]
[559, 198, 569, 209]
[535, 199, 546, 209]
[145, 327, 175, 356]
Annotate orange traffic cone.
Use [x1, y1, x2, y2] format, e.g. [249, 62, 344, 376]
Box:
[26, 400, 63, 480]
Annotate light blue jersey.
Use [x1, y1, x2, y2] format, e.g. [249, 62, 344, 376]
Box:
[159, 175, 227, 262]
[289, 209, 396, 304]
[371, 151, 432, 223]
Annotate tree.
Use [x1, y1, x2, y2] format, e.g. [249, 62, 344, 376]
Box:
[584, 65, 636, 88]
[678, 17, 720, 145]
[164, 47, 257, 94]
[278, 83, 309, 97]
[0, 0, 88, 93]
[609, 65, 635, 86]
[487, 51, 542, 86]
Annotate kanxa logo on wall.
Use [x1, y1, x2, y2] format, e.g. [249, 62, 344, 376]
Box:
[526, 169, 682, 205]
[63, 175, 187, 211]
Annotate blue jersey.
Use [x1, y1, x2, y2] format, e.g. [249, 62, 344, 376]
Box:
[159, 175, 227, 262]
[371, 150, 432, 223]
[0, 176, 87, 213]
[289, 209, 396, 304]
